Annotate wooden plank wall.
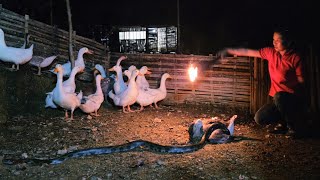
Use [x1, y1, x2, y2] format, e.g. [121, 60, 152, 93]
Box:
[0, 4, 107, 76]
[109, 53, 251, 108]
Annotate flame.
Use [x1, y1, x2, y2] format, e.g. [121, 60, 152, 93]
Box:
[188, 64, 198, 82]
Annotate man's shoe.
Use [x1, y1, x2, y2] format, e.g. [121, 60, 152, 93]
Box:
[268, 124, 288, 134]
[285, 128, 297, 138]
[274, 123, 288, 131]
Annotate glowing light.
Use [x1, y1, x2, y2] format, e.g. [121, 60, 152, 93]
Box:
[188, 64, 198, 82]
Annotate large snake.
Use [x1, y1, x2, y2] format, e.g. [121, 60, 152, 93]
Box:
[2, 115, 237, 166]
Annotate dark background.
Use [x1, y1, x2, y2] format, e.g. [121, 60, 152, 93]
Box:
[0, 0, 318, 55]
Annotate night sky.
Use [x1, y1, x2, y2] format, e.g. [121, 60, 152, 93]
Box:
[0, 0, 318, 54]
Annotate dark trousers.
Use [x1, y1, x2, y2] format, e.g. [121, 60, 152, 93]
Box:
[254, 92, 306, 130]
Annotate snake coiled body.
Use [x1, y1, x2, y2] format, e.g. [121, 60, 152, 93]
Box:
[3, 116, 237, 166]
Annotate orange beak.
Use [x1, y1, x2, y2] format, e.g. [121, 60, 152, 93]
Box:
[87, 49, 94, 54]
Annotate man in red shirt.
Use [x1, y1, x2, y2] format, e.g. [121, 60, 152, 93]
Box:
[218, 27, 306, 137]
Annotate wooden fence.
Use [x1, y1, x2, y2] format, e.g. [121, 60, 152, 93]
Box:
[109, 53, 252, 108]
[0, 4, 107, 77]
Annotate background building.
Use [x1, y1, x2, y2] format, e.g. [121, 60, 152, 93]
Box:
[118, 26, 177, 53]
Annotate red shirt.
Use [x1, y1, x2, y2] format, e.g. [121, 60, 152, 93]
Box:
[259, 47, 304, 97]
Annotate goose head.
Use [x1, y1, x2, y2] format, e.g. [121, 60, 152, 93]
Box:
[53, 64, 63, 73]
[79, 47, 94, 55]
[130, 69, 140, 81]
[123, 69, 131, 79]
[71, 65, 84, 75]
[128, 65, 137, 72]
[162, 73, 172, 80]
[95, 74, 103, 84]
[116, 56, 127, 66]
[139, 66, 152, 75]
[94, 64, 107, 78]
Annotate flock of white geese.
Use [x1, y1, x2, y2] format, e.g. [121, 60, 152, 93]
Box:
[0, 28, 172, 120]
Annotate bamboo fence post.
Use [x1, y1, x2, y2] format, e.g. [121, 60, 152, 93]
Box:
[106, 51, 110, 76]
[73, 30, 76, 52]
[249, 57, 253, 114]
[0, 4, 2, 22]
[233, 56, 237, 108]
[174, 57, 178, 102]
[24, 14, 29, 48]
[24, 14, 29, 36]
[260, 58, 265, 107]
[253, 57, 258, 113]
[53, 25, 59, 55]
[104, 46, 109, 73]
[211, 56, 215, 104]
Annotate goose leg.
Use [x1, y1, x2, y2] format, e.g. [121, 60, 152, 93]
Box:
[128, 105, 135, 112]
[65, 110, 69, 119]
[137, 105, 144, 112]
[154, 102, 159, 109]
[122, 106, 129, 113]
[91, 110, 100, 117]
[37, 67, 41, 75]
[8, 64, 17, 71]
[70, 110, 74, 120]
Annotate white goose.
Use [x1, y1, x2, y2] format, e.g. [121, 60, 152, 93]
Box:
[0, 28, 34, 71]
[136, 65, 151, 90]
[108, 69, 140, 113]
[123, 64, 137, 83]
[94, 64, 115, 99]
[50, 47, 93, 77]
[29, 55, 58, 75]
[79, 74, 104, 116]
[136, 73, 171, 111]
[45, 66, 83, 108]
[52, 64, 83, 120]
[125, 65, 137, 83]
[108, 56, 127, 95]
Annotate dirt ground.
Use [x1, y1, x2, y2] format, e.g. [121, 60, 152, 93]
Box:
[0, 102, 319, 180]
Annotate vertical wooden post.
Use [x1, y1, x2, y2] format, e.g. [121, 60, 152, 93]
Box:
[211, 56, 215, 104]
[173, 57, 178, 102]
[260, 58, 265, 108]
[106, 51, 110, 76]
[253, 57, 258, 113]
[24, 15, 29, 48]
[232, 57, 237, 108]
[0, 4, 3, 22]
[249, 57, 253, 114]
[73, 30, 76, 52]
[66, 0, 74, 68]
[24, 15, 29, 34]
[103, 45, 108, 74]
